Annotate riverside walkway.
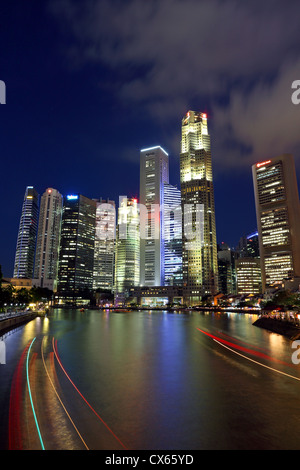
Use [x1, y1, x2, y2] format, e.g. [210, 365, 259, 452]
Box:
[0, 310, 38, 333]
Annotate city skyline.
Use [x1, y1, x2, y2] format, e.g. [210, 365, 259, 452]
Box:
[1, 1, 300, 278]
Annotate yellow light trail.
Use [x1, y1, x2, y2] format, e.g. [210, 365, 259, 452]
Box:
[41, 336, 89, 450]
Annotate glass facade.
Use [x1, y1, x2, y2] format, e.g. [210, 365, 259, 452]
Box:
[236, 258, 262, 295]
[33, 188, 63, 290]
[253, 154, 300, 290]
[93, 198, 116, 291]
[163, 182, 182, 286]
[57, 194, 96, 301]
[140, 146, 169, 287]
[180, 111, 218, 304]
[114, 197, 140, 303]
[13, 186, 39, 279]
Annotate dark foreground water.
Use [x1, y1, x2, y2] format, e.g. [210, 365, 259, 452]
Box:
[1, 308, 300, 451]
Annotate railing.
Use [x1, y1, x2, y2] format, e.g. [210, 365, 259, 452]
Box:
[0, 310, 33, 322]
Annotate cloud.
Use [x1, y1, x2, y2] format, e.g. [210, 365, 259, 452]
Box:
[49, 0, 300, 170]
[212, 58, 300, 170]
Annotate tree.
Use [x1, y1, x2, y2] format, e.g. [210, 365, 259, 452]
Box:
[15, 288, 31, 305]
[30, 287, 53, 303]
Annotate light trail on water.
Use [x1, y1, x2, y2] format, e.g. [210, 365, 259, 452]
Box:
[26, 337, 45, 450]
[52, 337, 128, 450]
[41, 336, 90, 450]
[197, 328, 300, 381]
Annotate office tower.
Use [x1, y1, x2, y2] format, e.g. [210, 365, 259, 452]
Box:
[237, 232, 260, 258]
[217, 242, 236, 294]
[93, 198, 116, 291]
[13, 186, 39, 279]
[252, 154, 300, 291]
[114, 197, 140, 304]
[57, 194, 96, 303]
[140, 146, 169, 287]
[163, 182, 182, 286]
[33, 188, 63, 291]
[180, 111, 218, 305]
[245, 231, 260, 258]
[236, 258, 262, 295]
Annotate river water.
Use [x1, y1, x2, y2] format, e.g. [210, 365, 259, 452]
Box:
[1, 308, 300, 450]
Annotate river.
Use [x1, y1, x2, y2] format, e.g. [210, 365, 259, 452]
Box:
[1, 308, 300, 450]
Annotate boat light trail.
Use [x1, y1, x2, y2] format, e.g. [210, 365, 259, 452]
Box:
[213, 339, 300, 381]
[41, 337, 89, 450]
[196, 328, 291, 366]
[52, 338, 128, 450]
[8, 341, 30, 449]
[26, 337, 45, 450]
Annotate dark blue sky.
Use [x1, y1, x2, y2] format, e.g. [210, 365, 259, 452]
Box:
[1, 0, 300, 277]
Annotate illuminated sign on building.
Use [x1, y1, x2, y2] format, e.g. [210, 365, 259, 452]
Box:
[256, 160, 271, 168]
[66, 195, 78, 200]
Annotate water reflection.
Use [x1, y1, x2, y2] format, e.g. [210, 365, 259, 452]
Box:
[1, 309, 300, 450]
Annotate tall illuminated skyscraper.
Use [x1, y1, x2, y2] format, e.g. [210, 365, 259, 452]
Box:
[140, 146, 169, 286]
[180, 111, 218, 304]
[93, 198, 116, 291]
[13, 186, 39, 279]
[163, 182, 182, 286]
[114, 197, 140, 305]
[33, 188, 63, 291]
[57, 194, 96, 303]
[252, 154, 300, 291]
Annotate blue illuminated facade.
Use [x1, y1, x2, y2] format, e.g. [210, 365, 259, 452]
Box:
[163, 183, 183, 286]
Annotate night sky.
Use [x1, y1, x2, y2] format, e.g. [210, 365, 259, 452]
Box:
[1, 0, 300, 277]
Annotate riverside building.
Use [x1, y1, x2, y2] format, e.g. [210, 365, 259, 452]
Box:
[13, 186, 39, 279]
[93, 198, 116, 292]
[139, 146, 169, 287]
[57, 194, 96, 304]
[163, 182, 182, 286]
[114, 197, 140, 305]
[33, 188, 63, 291]
[235, 257, 262, 295]
[180, 111, 218, 305]
[252, 154, 300, 291]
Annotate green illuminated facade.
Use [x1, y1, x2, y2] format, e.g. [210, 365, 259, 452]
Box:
[114, 197, 140, 305]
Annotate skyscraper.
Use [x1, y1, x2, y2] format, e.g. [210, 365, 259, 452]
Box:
[180, 111, 218, 305]
[114, 197, 140, 305]
[140, 146, 169, 287]
[163, 182, 182, 286]
[57, 194, 96, 303]
[93, 198, 116, 291]
[13, 186, 39, 279]
[217, 242, 236, 295]
[33, 188, 63, 291]
[235, 257, 262, 295]
[252, 154, 300, 291]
